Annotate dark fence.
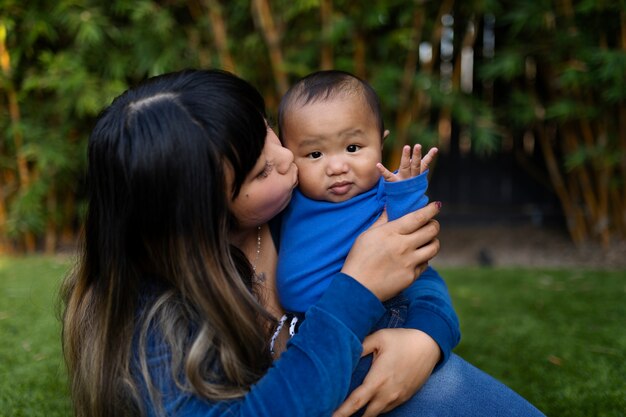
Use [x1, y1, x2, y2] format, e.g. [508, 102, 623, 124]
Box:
[429, 129, 564, 228]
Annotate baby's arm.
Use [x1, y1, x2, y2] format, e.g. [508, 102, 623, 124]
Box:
[377, 144, 438, 182]
[379, 144, 438, 222]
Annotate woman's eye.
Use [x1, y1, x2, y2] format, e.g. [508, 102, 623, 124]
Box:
[257, 161, 273, 178]
[346, 144, 361, 152]
[308, 151, 322, 159]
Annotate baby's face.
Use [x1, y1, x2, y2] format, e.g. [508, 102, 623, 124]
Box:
[281, 94, 383, 202]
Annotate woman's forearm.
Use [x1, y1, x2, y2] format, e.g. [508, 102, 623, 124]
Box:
[140, 274, 385, 417]
[400, 266, 461, 368]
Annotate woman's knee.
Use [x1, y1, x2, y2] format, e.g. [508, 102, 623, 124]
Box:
[383, 354, 546, 417]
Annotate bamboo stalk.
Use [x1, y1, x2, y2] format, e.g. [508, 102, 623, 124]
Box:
[393, 4, 424, 166]
[562, 127, 598, 223]
[0, 49, 8, 253]
[609, 188, 626, 237]
[320, 0, 333, 70]
[0, 188, 9, 253]
[430, 0, 454, 70]
[577, 102, 611, 244]
[44, 185, 57, 254]
[251, 0, 289, 96]
[390, 0, 453, 169]
[620, 104, 626, 209]
[565, 171, 588, 243]
[432, 0, 455, 154]
[60, 191, 77, 248]
[538, 124, 585, 244]
[514, 142, 554, 191]
[202, 0, 236, 72]
[452, 16, 477, 91]
[1, 24, 36, 252]
[620, 10, 626, 49]
[614, 14, 625, 238]
[353, 32, 366, 79]
[1, 25, 30, 188]
[596, 118, 611, 247]
[559, 0, 575, 19]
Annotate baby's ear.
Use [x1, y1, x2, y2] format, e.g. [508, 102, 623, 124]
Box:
[381, 130, 390, 149]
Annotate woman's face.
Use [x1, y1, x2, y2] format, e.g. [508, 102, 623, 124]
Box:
[229, 127, 298, 229]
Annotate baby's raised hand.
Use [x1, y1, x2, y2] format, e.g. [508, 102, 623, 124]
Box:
[377, 144, 438, 182]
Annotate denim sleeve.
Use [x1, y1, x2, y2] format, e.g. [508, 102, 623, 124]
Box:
[138, 273, 386, 417]
[401, 266, 461, 369]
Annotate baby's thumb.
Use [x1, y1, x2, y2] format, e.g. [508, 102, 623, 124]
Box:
[376, 163, 396, 182]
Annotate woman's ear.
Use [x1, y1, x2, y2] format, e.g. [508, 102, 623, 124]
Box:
[381, 130, 390, 150]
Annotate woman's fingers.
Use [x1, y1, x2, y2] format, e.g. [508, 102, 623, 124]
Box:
[415, 262, 429, 278]
[332, 383, 377, 417]
[409, 220, 440, 249]
[391, 202, 441, 236]
[335, 328, 440, 417]
[360, 334, 378, 358]
[342, 202, 441, 301]
[411, 238, 440, 273]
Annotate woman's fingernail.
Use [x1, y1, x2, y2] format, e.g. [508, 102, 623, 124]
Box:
[435, 201, 442, 209]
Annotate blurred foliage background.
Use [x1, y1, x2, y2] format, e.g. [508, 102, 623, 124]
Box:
[0, 0, 624, 254]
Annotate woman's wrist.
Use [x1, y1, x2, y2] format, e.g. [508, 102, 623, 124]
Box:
[313, 273, 385, 341]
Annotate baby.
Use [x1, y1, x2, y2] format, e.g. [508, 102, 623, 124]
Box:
[276, 69, 437, 319]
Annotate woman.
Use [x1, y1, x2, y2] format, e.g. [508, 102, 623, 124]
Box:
[61, 69, 544, 417]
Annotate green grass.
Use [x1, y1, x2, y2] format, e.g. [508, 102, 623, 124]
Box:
[443, 267, 626, 417]
[0, 256, 72, 417]
[0, 257, 624, 416]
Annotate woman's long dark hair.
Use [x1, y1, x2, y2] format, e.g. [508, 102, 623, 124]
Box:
[61, 69, 274, 417]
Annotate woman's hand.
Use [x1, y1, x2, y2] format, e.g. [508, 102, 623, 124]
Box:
[332, 328, 441, 417]
[341, 202, 441, 301]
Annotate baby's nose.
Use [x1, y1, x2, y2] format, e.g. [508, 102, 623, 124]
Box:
[325, 156, 349, 175]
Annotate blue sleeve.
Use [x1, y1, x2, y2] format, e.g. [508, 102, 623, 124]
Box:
[382, 172, 459, 367]
[401, 266, 461, 369]
[383, 170, 429, 221]
[140, 274, 386, 417]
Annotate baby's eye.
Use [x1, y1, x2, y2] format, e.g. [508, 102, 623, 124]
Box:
[307, 151, 323, 159]
[346, 144, 361, 152]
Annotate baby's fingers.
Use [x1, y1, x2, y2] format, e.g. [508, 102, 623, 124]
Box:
[377, 163, 397, 182]
[410, 144, 423, 177]
[397, 145, 412, 180]
[420, 147, 438, 174]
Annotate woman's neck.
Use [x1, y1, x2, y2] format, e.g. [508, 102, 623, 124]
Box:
[232, 224, 283, 319]
[231, 225, 263, 264]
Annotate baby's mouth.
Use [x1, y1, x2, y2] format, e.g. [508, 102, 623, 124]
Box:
[329, 181, 352, 195]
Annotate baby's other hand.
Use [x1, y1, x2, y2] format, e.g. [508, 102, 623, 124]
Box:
[377, 144, 438, 182]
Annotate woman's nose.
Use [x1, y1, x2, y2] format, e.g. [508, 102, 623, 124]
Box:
[275, 145, 295, 174]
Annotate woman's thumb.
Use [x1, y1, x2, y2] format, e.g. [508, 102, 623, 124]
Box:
[360, 333, 379, 358]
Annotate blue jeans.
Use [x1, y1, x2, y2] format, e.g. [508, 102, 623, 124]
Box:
[347, 296, 546, 417]
[349, 354, 545, 417]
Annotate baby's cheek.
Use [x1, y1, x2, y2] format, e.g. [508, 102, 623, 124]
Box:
[297, 177, 321, 200]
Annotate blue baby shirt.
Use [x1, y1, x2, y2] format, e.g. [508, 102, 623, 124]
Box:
[277, 172, 429, 313]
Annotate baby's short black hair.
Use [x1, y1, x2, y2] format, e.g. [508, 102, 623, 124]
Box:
[278, 70, 385, 140]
